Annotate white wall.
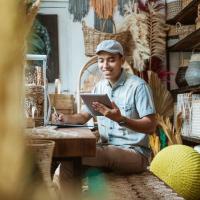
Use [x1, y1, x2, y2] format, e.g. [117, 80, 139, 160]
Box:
[39, 0, 124, 96]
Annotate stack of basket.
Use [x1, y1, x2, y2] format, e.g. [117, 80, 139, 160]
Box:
[176, 93, 200, 137]
[25, 85, 44, 127]
[49, 93, 75, 115]
[166, 0, 182, 20]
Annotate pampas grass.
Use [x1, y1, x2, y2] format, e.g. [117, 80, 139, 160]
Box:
[117, 2, 150, 71]
[117, 1, 168, 71]
[0, 1, 53, 199]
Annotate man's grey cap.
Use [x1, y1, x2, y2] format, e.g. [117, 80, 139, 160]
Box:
[96, 40, 124, 56]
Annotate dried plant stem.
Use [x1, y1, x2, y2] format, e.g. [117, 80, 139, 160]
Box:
[0, 1, 52, 199]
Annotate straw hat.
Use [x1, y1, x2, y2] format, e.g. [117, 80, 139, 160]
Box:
[150, 145, 200, 200]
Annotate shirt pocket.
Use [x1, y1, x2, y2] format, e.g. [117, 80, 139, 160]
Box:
[119, 103, 135, 118]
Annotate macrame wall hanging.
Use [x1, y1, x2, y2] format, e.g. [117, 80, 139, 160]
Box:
[68, 0, 90, 22]
[94, 14, 114, 33]
[91, 0, 117, 19]
[118, 0, 134, 16]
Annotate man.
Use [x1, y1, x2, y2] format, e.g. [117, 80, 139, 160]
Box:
[53, 40, 157, 198]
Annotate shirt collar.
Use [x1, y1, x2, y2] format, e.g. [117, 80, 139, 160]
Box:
[106, 69, 127, 88]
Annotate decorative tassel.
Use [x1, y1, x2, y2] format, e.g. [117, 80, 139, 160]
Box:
[91, 0, 117, 19]
[94, 13, 113, 33]
[118, 0, 134, 16]
[68, 0, 90, 22]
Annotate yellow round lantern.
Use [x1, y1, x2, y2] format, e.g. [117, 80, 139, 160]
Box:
[150, 145, 200, 200]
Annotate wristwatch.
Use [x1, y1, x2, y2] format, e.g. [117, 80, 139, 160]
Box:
[117, 116, 127, 126]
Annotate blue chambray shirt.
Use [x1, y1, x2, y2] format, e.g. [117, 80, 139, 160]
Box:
[82, 69, 156, 157]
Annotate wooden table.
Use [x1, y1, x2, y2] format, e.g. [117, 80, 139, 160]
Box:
[27, 127, 96, 188]
[51, 127, 96, 159]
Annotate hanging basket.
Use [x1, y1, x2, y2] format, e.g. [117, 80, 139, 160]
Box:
[82, 20, 133, 58]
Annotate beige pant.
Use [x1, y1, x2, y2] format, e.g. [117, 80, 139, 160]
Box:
[54, 145, 148, 199]
[82, 144, 148, 174]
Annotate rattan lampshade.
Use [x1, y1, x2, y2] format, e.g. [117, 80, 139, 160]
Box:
[150, 145, 200, 200]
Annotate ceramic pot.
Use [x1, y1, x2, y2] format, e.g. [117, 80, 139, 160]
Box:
[175, 66, 188, 88]
[185, 54, 200, 86]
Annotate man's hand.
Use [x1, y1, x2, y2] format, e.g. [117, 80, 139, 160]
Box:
[51, 112, 65, 123]
[92, 101, 123, 122]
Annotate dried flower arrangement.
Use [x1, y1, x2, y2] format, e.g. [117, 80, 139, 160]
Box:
[147, 71, 182, 156]
[117, 0, 168, 72]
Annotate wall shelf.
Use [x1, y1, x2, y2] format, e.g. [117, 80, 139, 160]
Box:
[182, 135, 200, 145]
[167, 0, 200, 25]
[170, 85, 200, 101]
[170, 85, 200, 95]
[168, 28, 200, 52]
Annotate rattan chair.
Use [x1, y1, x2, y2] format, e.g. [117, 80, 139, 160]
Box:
[77, 55, 134, 112]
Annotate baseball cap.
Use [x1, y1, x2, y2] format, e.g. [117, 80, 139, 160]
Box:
[96, 40, 124, 56]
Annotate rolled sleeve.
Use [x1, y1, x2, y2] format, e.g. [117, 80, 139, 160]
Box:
[135, 83, 156, 118]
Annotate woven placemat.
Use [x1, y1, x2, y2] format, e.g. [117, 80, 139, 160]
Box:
[83, 171, 185, 200]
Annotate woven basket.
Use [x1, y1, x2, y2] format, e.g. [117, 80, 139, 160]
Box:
[27, 139, 55, 187]
[192, 99, 200, 137]
[168, 25, 179, 37]
[82, 20, 133, 58]
[182, 0, 192, 9]
[166, 1, 182, 20]
[176, 22, 196, 40]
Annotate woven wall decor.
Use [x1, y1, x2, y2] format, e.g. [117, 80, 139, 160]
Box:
[91, 0, 117, 19]
[68, 0, 90, 22]
[94, 13, 113, 33]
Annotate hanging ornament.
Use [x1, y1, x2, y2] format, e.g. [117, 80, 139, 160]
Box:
[118, 0, 134, 16]
[68, 0, 90, 22]
[91, 0, 117, 19]
[94, 13, 113, 33]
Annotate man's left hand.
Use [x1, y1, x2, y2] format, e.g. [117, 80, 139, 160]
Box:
[92, 101, 122, 123]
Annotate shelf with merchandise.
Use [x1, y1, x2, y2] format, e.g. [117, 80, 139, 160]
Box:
[25, 54, 50, 126]
[167, 0, 200, 25]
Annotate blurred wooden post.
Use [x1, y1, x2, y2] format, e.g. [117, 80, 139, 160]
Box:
[0, 1, 53, 199]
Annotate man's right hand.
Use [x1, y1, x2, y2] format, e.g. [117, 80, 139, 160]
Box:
[52, 112, 65, 123]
